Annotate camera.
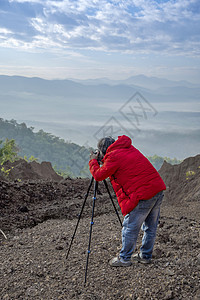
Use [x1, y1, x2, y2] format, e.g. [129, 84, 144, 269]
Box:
[93, 149, 103, 163]
[93, 149, 99, 155]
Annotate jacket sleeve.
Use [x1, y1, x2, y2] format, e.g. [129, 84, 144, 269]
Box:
[89, 155, 119, 181]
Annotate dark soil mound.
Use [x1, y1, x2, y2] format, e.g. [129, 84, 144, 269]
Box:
[2, 159, 63, 181]
[159, 154, 200, 206]
[0, 178, 116, 233]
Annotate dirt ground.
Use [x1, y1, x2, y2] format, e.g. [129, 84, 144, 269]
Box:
[0, 156, 200, 300]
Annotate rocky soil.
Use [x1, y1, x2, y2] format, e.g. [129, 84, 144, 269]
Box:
[0, 156, 200, 299]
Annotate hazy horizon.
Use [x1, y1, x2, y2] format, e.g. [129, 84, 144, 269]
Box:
[0, 74, 199, 160]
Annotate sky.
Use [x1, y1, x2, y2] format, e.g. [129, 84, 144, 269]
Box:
[0, 0, 200, 83]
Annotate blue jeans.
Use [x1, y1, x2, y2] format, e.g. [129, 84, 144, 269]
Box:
[120, 191, 164, 261]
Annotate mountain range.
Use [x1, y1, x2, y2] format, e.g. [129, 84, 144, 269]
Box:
[0, 74, 199, 159]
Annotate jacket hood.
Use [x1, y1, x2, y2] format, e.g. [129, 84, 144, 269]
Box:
[106, 135, 132, 153]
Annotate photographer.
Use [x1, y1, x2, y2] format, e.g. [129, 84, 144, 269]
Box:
[89, 135, 166, 267]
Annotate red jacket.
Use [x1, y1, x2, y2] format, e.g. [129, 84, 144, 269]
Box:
[89, 135, 166, 216]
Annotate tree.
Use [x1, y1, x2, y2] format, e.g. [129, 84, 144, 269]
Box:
[0, 139, 18, 165]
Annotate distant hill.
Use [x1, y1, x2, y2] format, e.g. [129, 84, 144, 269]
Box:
[0, 75, 139, 101]
[71, 74, 199, 90]
[0, 74, 199, 103]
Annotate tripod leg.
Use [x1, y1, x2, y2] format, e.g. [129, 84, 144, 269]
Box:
[103, 179, 122, 227]
[66, 176, 94, 260]
[84, 180, 98, 285]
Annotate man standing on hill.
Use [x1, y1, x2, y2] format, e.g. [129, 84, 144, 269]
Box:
[89, 135, 166, 266]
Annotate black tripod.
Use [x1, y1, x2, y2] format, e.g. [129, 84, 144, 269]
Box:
[66, 176, 122, 285]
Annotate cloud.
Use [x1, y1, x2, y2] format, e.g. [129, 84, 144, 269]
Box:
[0, 0, 199, 56]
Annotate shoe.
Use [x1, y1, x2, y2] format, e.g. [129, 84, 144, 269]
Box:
[132, 253, 151, 264]
[109, 256, 132, 267]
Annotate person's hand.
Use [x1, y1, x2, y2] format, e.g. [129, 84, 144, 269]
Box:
[90, 150, 99, 160]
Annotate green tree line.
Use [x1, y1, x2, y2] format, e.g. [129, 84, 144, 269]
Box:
[0, 118, 181, 178]
[0, 118, 91, 177]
